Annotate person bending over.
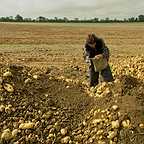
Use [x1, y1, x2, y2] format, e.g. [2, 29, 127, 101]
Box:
[83, 33, 113, 87]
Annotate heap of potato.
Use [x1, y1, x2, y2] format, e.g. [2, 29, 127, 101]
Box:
[0, 55, 144, 144]
[71, 105, 133, 144]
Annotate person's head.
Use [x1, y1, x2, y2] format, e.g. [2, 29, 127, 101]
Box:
[86, 33, 98, 44]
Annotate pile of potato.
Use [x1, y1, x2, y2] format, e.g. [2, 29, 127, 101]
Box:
[0, 55, 144, 144]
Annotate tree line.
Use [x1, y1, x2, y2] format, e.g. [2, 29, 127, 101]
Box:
[0, 14, 144, 23]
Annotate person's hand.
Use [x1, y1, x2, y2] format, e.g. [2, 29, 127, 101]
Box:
[95, 54, 103, 59]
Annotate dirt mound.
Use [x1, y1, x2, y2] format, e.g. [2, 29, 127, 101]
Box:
[0, 64, 96, 144]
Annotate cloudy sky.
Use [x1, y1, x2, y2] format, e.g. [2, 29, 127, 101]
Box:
[0, 0, 144, 19]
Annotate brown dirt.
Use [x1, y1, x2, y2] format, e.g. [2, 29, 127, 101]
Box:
[0, 64, 97, 143]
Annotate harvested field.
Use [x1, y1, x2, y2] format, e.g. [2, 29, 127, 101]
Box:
[0, 23, 144, 144]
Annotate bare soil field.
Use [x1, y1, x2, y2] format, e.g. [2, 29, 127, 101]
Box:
[0, 22, 144, 144]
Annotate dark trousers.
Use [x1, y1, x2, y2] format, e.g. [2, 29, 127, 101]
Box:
[89, 64, 113, 87]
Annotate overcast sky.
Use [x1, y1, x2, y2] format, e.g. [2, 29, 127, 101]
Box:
[0, 0, 144, 19]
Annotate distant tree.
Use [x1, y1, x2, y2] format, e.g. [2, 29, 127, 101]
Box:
[135, 17, 138, 22]
[63, 17, 69, 22]
[15, 14, 23, 22]
[128, 17, 135, 22]
[93, 17, 99, 22]
[100, 19, 105, 22]
[123, 18, 128, 22]
[54, 17, 58, 22]
[24, 18, 32, 22]
[1, 14, 144, 23]
[74, 18, 79, 22]
[105, 17, 110, 22]
[0, 16, 14, 22]
[114, 18, 117, 22]
[0, 17, 6, 22]
[9, 16, 14, 21]
[36, 16, 47, 22]
[138, 15, 144, 22]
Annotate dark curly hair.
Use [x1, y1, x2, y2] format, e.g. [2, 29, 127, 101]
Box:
[86, 33, 98, 44]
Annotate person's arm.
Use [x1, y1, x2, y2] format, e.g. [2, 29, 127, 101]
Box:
[94, 38, 109, 61]
[94, 38, 104, 59]
[103, 45, 110, 61]
[83, 43, 91, 63]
